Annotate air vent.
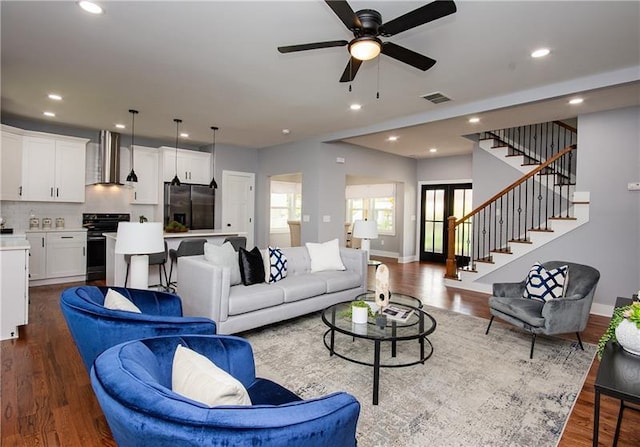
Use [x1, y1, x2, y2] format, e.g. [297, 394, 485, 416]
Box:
[421, 92, 451, 104]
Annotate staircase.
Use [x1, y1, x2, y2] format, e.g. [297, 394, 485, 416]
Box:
[444, 121, 590, 294]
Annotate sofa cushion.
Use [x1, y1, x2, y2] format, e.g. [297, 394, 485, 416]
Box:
[239, 247, 266, 286]
[228, 284, 284, 315]
[314, 271, 362, 294]
[306, 239, 345, 273]
[103, 288, 141, 313]
[204, 242, 241, 286]
[273, 274, 327, 303]
[267, 246, 288, 283]
[172, 344, 251, 407]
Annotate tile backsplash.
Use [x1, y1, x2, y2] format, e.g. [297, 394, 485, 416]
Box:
[1, 185, 157, 231]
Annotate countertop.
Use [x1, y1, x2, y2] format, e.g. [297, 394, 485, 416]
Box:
[103, 229, 245, 240]
[25, 228, 87, 233]
[0, 237, 30, 250]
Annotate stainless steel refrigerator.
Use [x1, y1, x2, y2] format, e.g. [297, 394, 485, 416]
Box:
[164, 184, 215, 230]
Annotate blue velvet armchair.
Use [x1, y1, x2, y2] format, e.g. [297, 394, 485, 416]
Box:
[60, 286, 217, 371]
[90, 334, 361, 447]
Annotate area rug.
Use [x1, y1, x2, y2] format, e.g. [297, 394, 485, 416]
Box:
[243, 306, 596, 447]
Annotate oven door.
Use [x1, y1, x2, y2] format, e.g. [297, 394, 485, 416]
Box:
[86, 234, 106, 281]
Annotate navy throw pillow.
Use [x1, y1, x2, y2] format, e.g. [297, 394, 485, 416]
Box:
[239, 246, 265, 286]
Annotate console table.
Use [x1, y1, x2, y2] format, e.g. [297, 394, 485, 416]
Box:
[593, 297, 640, 446]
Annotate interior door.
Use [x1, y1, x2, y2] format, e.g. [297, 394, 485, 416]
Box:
[221, 171, 255, 248]
[420, 183, 472, 262]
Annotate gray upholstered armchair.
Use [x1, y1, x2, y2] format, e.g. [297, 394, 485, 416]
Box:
[485, 261, 600, 358]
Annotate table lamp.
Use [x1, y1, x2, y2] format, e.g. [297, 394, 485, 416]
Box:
[115, 222, 164, 289]
[353, 219, 378, 262]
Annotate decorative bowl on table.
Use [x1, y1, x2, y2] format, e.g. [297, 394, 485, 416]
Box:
[164, 221, 189, 233]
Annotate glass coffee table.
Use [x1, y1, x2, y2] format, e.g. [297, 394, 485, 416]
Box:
[321, 293, 436, 405]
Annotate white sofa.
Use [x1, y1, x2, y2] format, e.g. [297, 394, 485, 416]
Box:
[178, 246, 367, 334]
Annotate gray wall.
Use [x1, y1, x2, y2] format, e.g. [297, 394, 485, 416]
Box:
[417, 154, 472, 182]
[257, 138, 416, 258]
[480, 106, 640, 308]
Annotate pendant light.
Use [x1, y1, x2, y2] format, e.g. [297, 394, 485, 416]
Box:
[125, 109, 139, 183]
[209, 126, 218, 189]
[170, 118, 182, 186]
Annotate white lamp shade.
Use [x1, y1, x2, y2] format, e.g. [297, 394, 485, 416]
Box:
[115, 222, 164, 255]
[352, 220, 378, 239]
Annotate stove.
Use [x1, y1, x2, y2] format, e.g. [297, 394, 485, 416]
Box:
[83, 213, 130, 281]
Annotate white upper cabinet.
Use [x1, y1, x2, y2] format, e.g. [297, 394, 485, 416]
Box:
[161, 147, 211, 184]
[130, 145, 159, 204]
[0, 128, 23, 200]
[21, 133, 88, 202]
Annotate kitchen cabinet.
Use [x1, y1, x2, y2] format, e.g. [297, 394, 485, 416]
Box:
[162, 147, 211, 185]
[45, 231, 86, 278]
[22, 134, 87, 202]
[26, 232, 46, 280]
[130, 145, 159, 204]
[25, 230, 87, 284]
[0, 238, 29, 340]
[1, 128, 23, 200]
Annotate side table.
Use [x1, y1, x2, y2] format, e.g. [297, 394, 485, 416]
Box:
[593, 297, 640, 447]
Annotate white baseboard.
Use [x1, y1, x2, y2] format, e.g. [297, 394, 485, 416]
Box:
[370, 249, 399, 259]
[29, 275, 86, 287]
[590, 302, 614, 317]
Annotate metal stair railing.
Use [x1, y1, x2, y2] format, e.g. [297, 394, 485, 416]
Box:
[481, 120, 577, 166]
[445, 144, 577, 279]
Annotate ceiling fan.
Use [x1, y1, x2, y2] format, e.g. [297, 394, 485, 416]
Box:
[277, 0, 457, 82]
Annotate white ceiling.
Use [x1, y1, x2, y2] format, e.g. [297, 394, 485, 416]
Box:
[2, 1, 639, 158]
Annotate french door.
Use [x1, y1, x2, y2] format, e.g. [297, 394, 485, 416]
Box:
[420, 183, 472, 262]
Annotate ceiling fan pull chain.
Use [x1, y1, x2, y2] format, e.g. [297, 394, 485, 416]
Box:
[349, 57, 353, 92]
[376, 57, 380, 100]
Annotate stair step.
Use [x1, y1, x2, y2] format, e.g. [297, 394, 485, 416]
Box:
[491, 248, 512, 254]
[476, 257, 494, 264]
[529, 228, 554, 232]
[549, 216, 577, 221]
[509, 238, 532, 244]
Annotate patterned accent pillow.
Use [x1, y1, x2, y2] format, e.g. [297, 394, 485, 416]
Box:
[268, 246, 288, 283]
[522, 262, 569, 302]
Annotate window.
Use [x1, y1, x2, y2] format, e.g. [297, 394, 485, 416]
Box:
[346, 184, 396, 235]
[270, 181, 301, 231]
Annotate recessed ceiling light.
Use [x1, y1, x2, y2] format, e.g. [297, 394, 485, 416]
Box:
[468, 117, 480, 123]
[282, 129, 290, 135]
[180, 133, 189, 138]
[387, 136, 398, 142]
[43, 111, 56, 117]
[350, 104, 362, 111]
[115, 123, 126, 129]
[429, 148, 438, 153]
[78, 1, 103, 14]
[531, 48, 550, 58]
[569, 97, 584, 105]
[48, 93, 62, 101]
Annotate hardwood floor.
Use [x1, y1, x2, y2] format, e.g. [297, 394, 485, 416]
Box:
[1, 258, 639, 446]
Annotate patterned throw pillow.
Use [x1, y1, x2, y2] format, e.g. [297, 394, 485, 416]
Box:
[522, 262, 569, 302]
[268, 246, 287, 283]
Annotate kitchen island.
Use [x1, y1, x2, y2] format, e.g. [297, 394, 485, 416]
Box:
[104, 229, 245, 289]
[0, 237, 30, 340]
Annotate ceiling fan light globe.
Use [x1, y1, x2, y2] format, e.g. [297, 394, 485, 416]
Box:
[349, 37, 381, 61]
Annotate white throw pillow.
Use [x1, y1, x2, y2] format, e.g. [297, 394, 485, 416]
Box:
[172, 344, 252, 407]
[306, 238, 346, 273]
[204, 242, 242, 286]
[103, 288, 141, 313]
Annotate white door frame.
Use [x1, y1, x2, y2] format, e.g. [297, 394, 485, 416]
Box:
[221, 170, 255, 248]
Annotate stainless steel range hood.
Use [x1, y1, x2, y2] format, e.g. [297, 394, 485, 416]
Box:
[95, 130, 123, 185]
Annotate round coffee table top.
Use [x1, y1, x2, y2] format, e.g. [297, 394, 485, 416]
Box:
[321, 299, 436, 342]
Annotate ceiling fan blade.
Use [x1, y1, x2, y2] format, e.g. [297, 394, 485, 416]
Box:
[382, 42, 436, 71]
[325, 0, 361, 30]
[278, 40, 348, 53]
[381, 0, 457, 36]
[339, 57, 363, 82]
